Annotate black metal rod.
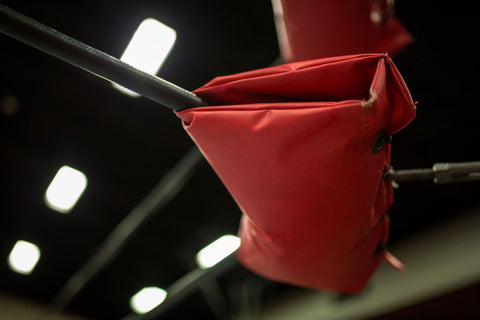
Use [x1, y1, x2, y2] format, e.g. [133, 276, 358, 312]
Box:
[0, 4, 206, 111]
[385, 162, 480, 183]
[384, 168, 435, 182]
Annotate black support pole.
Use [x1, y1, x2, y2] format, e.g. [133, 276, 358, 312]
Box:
[0, 4, 206, 111]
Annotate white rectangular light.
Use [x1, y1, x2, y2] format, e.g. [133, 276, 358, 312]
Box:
[130, 287, 167, 314]
[44, 165, 87, 213]
[113, 18, 177, 96]
[8, 240, 41, 275]
[195, 235, 241, 269]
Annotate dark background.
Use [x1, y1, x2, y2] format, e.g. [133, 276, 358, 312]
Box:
[0, 1, 479, 319]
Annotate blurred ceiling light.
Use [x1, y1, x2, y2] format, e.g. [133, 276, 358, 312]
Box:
[44, 165, 87, 214]
[8, 240, 41, 275]
[1, 94, 20, 116]
[130, 287, 168, 314]
[113, 18, 177, 96]
[195, 235, 241, 269]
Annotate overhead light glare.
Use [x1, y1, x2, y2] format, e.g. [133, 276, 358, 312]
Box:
[113, 18, 177, 96]
[44, 165, 87, 213]
[196, 235, 241, 269]
[130, 287, 167, 314]
[8, 240, 41, 275]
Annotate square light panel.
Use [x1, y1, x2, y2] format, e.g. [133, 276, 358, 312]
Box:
[196, 235, 241, 269]
[8, 240, 41, 275]
[130, 287, 167, 314]
[44, 165, 87, 213]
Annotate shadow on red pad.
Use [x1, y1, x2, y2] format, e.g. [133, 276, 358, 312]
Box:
[176, 53, 416, 292]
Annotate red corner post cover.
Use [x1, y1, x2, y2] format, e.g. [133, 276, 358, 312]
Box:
[272, 0, 413, 62]
[177, 53, 416, 293]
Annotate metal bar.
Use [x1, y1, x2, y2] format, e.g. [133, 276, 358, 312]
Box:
[122, 254, 238, 320]
[0, 4, 206, 111]
[432, 162, 480, 184]
[434, 161, 480, 173]
[384, 168, 435, 182]
[52, 146, 204, 309]
[385, 161, 480, 184]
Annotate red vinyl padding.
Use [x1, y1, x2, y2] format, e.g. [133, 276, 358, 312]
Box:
[177, 53, 415, 292]
[272, 0, 413, 62]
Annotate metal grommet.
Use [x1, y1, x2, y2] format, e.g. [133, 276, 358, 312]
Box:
[372, 131, 391, 154]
